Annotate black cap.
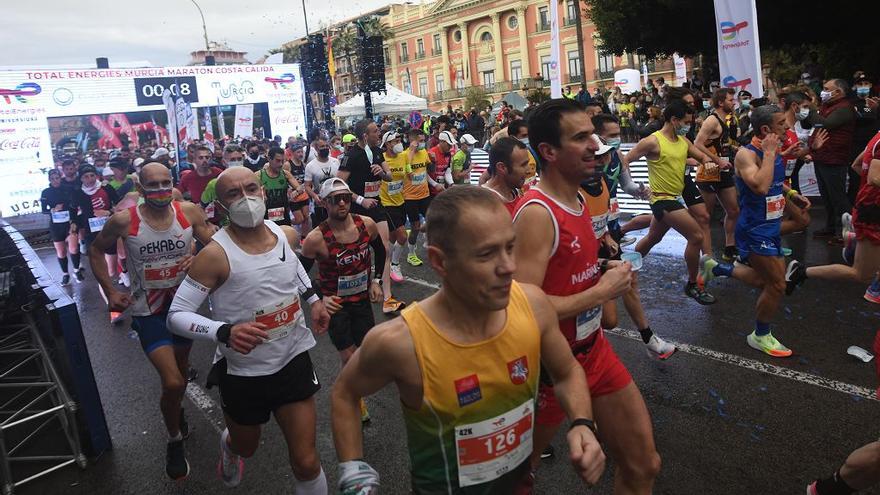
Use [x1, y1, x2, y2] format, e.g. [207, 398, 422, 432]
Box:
[855, 74, 871, 84]
[109, 158, 127, 170]
[79, 165, 97, 176]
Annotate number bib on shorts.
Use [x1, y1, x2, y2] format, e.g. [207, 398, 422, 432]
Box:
[411, 172, 427, 185]
[608, 197, 620, 221]
[267, 207, 285, 222]
[454, 400, 534, 487]
[88, 216, 109, 232]
[364, 181, 381, 198]
[254, 295, 302, 342]
[51, 210, 70, 223]
[765, 194, 785, 220]
[576, 306, 602, 341]
[696, 164, 721, 182]
[337, 270, 368, 297]
[143, 259, 184, 289]
[387, 180, 404, 196]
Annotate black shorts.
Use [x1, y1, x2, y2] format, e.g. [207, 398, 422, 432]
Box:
[404, 197, 431, 225]
[328, 300, 376, 351]
[696, 170, 735, 192]
[682, 174, 705, 206]
[50, 222, 71, 242]
[216, 351, 320, 426]
[650, 199, 686, 221]
[383, 205, 406, 230]
[351, 203, 388, 225]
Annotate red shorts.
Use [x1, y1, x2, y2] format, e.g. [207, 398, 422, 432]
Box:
[536, 329, 632, 426]
[855, 221, 880, 245]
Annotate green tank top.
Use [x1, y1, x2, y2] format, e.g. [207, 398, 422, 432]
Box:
[259, 169, 290, 223]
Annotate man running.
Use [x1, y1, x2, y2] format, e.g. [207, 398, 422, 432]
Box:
[623, 101, 720, 305]
[338, 119, 404, 314]
[41, 169, 82, 285]
[699, 105, 812, 357]
[202, 144, 245, 224]
[450, 133, 477, 184]
[88, 163, 214, 479]
[427, 130, 455, 194]
[167, 167, 331, 491]
[257, 147, 298, 226]
[379, 131, 410, 283]
[402, 128, 431, 267]
[482, 136, 529, 216]
[694, 88, 740, 262]
[176, 145, 221, 203]
[331, 186, 606, 494]
[300, 178, 385, 422]
[513, 99, 660, 493]
[286, 142, 312, 231]
[304, 137, 341, 226]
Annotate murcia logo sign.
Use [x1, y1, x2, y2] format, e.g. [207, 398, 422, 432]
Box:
[212, 80, 255, 102]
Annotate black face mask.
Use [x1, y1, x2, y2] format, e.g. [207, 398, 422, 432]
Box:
[318, 148, 330, 159]
[249, 151, 259, 159]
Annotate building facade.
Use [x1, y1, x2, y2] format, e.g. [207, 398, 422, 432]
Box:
[189, 41, 250, 65]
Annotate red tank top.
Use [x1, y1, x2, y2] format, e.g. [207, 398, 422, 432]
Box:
[482, 184, 521, 217]
[317, 215, 372, 303]
[428, 145, 451, 182]
[514, 188, 602, 348]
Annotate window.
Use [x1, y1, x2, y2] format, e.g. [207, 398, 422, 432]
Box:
[456, 70, 464, 89]
[510, 60, 522, 83]
[538, 7, 549, 28]
[541, 55, 552, 81]
[507, 15, 518, 30]
[566, 0, 577, 23]
[433, 34, 441, 52]
[453, 30, 462, 43]
[400, 42, 408, 61]
[417, 39, 425, 56]
[419, 77, 428, 96]
[480, 32, 492, 43]
[403, 77, 412, 94]
[435, 74, 444, 93]
[598, 52, 614, 74]
[383, 47, 390, 65]
[567, 50, 582, 78]
[482, 70, 495, 87]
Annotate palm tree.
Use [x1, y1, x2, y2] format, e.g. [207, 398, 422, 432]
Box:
[362, 17, 393, 40]
[266, 46, 301, 64]
[332, 27, 359, 82]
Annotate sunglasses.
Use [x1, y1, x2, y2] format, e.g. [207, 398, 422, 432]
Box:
[328, 193, 352, 204]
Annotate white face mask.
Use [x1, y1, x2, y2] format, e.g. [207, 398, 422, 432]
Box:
[392, 143, 404, 154]
[797, 108, 810, 121]
[221, 195, 265, 228]
[820, 90, 834, 103]
[227, 159, 244, 168]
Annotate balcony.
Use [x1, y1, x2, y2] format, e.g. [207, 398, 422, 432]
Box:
[535, 21, 551, 32]
[399, 55, 409, 63]
[431, 78, 549, 102]
[415, 51, 425, 60]
[431, 48, 442, 56]
[594, 68, 614, 80]
[566, 74, 584, 84]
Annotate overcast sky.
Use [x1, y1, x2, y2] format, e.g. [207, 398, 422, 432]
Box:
[1, 0, 394, 67]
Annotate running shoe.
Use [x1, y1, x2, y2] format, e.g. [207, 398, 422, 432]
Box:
[540, 445, 555, 460]
[618, 236, 637, 247]
[359, 398, 371, 424]
[110, 311, 125, 324]
[645, 334, 677, 359]
[784, 260, 807, 295]
[685, 283, 716, 305]
[406, 252, 423, 266]
[119, 271, 130, 287]
[390, 264, 404, 283]
[805, 481, 818, 495]
[746, 331, 793, 358]
[218, 429, 244, 487]
[74, 268, 85, 282]
[842, 212, 853, 238]
[865, 277, 880, 304]
[842, 232, 856, 265]
[166, 438, 190, 480]
[382, 297, 406, 314]
[697, 254, 719, 289]
[61, 274, 71, 286]
[721, 246, 738, 263]
[179, 408, 190, 440]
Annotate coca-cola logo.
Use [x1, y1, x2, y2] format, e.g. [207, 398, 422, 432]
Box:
[0, 136, 40, 150]
[274, 114, 298, 124]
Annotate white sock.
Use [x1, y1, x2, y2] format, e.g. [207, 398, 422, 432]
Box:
[417, 232, 425, 247]
[392, 243, 403, 265]
[293, 467, 327, 495]
[408, 240, 416, 255]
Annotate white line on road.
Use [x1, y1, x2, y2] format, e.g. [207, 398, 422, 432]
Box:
[185, 382, 223, 433]
[401, 278, 878, 401]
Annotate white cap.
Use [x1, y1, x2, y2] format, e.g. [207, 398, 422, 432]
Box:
[151, 147, 170, 159]
[133, 157, 145, 169]
[319, 177, 352, 200]
[438, 131, 455, 146]
[380, 130, 400, 148]
[102, 167, 114, 177]
[459, 134, 477, 145]
[593, 135, 613, 156]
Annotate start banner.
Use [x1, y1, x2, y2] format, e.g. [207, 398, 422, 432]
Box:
[713, 0, 763, 97]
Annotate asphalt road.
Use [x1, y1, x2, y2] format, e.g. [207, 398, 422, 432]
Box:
[17, 208, 880, 495]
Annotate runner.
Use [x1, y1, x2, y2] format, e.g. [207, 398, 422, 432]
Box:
[379, 131, 410, 283]
[482, 136, 528, 216]
[304, 137, 341, 226]
[300, 178, 385, 423]
[286, 142, 312, 232]
[40, 169, 82, 285]
[257, 147, 297, 226]
[512, 98, 660, 493]
[582, 136, 677, 359]
[88, 163, 214, 480]
[331, 186, 606, 494]
[176, 145, 222, 204]
[402, 128, 431, 267]
[450, 134, 477, 185]
[427, 130, 455, 194]
[201, 144, 245, 225]
[107, 159, 140, 288]
[698, 105, 813, 357]
[694, 88, 740, 262]
[167, 166, 331, 491]
[623, 100, 721, 305]
[337, 119, 404, 314]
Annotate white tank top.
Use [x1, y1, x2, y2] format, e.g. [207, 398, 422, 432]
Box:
[209, 221, 316, 376]
[124, 202, 193, 317]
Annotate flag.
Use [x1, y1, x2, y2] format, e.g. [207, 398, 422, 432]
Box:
[548, 0, 562, 98]
[202, 107, 215, 151]
[327, 37, 336, 79]
[449, 63, 457, 89]
[713, 0, 763, 96]
[150, 113, 162, 145]
[406, 67, 412, 92]
[216, 99, 226, 139]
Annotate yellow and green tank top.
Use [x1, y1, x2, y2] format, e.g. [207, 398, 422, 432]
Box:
[404, 148, 431, 201]
[647, 130, 688, 203]
[380, 151, 409, 207]
[400, 281, 541, 494]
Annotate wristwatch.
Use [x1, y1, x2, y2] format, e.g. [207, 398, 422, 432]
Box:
[569, 418, 598, 435]
[217, 323, 233, 346]
[373, 278, 383, 286]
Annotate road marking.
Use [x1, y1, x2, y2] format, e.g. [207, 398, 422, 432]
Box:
[605, 327, 878, 401]
[402, 278, 878, 401]
[185, 382, 223, 433]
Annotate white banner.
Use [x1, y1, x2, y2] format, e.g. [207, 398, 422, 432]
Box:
[0, 107, 54, 217]
[614, 69, 642, 95]
[713, 0, 763, 97]
[162, 89, 180, 158]
[548, 0, 561, 98]
[233, 104, 254, 139]
[673, 53, 687, 87]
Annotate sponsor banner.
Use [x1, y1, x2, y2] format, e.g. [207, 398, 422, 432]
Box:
[713, 0, 763, 96]
[0, 106, 53, 217]
[233, 104, 254, 139]
[614, 69, 642, 95]
[673, 53, 687, 86]
[548, 0, 562, 98]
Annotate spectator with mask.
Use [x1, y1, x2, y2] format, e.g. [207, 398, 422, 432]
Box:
[852, 74, 880, 203]
[576, 84, 593, 106]
[809, 78, 857, 243]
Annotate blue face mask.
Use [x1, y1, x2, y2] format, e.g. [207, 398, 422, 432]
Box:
[702, 100, 711, 109]
[676, 124, 691, 136]
[606, 137, 622, 149]
[857, 87, 871, 97]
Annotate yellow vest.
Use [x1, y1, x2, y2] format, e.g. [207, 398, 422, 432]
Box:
[648, 130, 688, 203]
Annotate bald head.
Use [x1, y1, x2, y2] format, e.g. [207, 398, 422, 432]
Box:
[216, 166, 262, 206]
[138, 162, 173, 189]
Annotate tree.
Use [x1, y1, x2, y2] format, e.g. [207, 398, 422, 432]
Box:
[464, 86, 490, 112]
[266, 46, 300, 64]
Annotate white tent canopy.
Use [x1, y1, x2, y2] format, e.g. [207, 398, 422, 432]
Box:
[334, 83, 427, 117]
